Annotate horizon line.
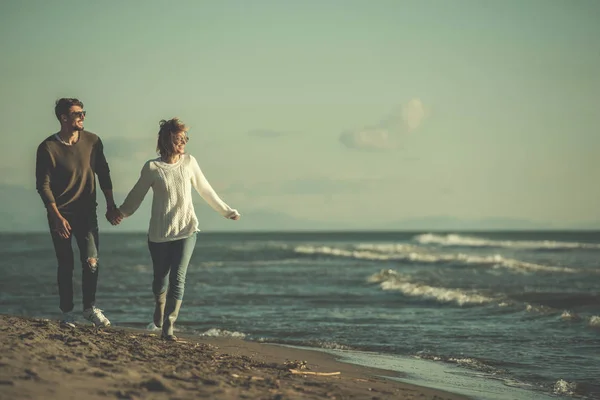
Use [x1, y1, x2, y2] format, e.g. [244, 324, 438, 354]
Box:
[1, 228, 600, 235]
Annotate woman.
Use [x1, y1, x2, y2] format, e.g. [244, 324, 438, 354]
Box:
[115, 118, 240, 341]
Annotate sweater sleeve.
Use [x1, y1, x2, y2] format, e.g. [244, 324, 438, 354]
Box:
[190, 156, 238, 217]
[35, 143, 55, 206]
[94, 137, 113, 191]
[119, 162, 153, 217]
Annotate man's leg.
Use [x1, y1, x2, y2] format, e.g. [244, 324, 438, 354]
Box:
[49, 230, 75, 313]
[74, 212, 109, 327]
[162, 233, 197, 340]
[73, 213, 100, 311]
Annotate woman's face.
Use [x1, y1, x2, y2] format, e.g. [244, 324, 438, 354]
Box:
[172, 131, 189, 155]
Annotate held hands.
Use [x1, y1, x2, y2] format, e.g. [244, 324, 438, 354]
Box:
[106, 207, 124, 226]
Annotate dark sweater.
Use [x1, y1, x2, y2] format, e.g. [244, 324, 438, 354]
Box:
[35, 131, 113, 215]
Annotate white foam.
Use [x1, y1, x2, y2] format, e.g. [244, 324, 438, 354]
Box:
[525, 304, 554, 314]
[295, 245, 399, 261]
[560, 311, 581, 321]
[447, 357, 502, 374]
[199, 328, 247, 338]
[355, 243, 418, 253]
[295, 245, 577, 274]
[367, 268, 400, 283]
[312, 341, 353, 350]
[589, 315, 600, 327]
[368, 269, 494, 306]
[414, 233, 600, 250]
[553, 379, 577, 396]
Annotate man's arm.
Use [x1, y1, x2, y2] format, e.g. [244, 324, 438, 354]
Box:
[93, 137, 121, 224]
[103, 189, 123, 225]
[94, 137, 114, 204]
[102, 189, 116, 209]
[46, 202, 72, 238]
[35, 143, 56, 206]
[35, 143, 72, 238]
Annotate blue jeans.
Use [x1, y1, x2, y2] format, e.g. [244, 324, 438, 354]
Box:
[148, 233, 197, 300]
[49, 211, 100, 312]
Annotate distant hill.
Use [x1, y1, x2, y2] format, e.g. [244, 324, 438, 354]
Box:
[0, 184, 47, 232]
[190, 201, 353, 232]
[385, 216, 554, 231]
[0, 184, 597, 232]
[0, 184, 351, 233]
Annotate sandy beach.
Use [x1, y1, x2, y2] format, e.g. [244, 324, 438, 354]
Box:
[0, 314, 467, 400]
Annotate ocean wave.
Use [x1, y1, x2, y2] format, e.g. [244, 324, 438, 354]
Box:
[417, 351, 599, 399]
[368, 269, 495, 306]
[199, 328, 247, 338]
[295, 245, 577, 274]
[560, 312, 600, 330]
[355, 243, 419, 253]
[307, 340, 353, 350]
[414, 233, 600, 250]
[415, 353, 506, 375]
[255, 337, 355, 351]
[516, 292, 600, 309]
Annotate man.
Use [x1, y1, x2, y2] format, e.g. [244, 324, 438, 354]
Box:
[35, 98, 116, 328]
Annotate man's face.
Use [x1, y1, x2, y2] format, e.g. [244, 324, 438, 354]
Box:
[64, 105, 86, 131]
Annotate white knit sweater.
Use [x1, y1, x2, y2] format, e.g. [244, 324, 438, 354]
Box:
[119, 154, 238, 243]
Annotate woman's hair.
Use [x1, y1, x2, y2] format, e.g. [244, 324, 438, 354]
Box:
[156, 118, 188, 159]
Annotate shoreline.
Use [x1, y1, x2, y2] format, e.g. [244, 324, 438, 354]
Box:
[0, 314, 468, 400]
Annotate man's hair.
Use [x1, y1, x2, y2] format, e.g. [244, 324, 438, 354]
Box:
[55, 98, 84, 121]
[157, 118, 188, 159]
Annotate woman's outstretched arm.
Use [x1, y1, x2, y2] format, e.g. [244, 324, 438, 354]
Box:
[119, 161, 153, 218]
[190, 155, 239, 219]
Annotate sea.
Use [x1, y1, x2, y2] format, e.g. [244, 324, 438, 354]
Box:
[1, 231, 598, 400]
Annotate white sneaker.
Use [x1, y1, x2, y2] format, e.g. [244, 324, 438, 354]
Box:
[83, 307, 111, 328]
[146, 322, 161, 331]
[60, 311, 76, 328]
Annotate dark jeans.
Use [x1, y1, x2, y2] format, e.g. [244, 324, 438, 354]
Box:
[148, 233, 197, 301]
[49, 212, 100, 312]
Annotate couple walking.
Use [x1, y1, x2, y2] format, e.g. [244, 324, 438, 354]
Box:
[35, 98, 240, 341]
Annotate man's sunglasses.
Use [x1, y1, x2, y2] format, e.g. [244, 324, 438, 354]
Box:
[70, 111, 86, 118]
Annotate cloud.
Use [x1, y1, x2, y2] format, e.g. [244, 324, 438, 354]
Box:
[339, 128, 399, 151]
[247, 129, 289, 138]
[402, 99, 426, 132]
[339, 99, 427, 151]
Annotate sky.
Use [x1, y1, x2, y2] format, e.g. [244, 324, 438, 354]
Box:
[1, 0, 599, 231]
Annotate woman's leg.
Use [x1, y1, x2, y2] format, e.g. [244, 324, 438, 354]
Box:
[162, 233, 197, 339]
[148, 239, 171, 327]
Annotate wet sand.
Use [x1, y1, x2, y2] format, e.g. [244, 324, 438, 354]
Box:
[0, 314, 467, 400]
